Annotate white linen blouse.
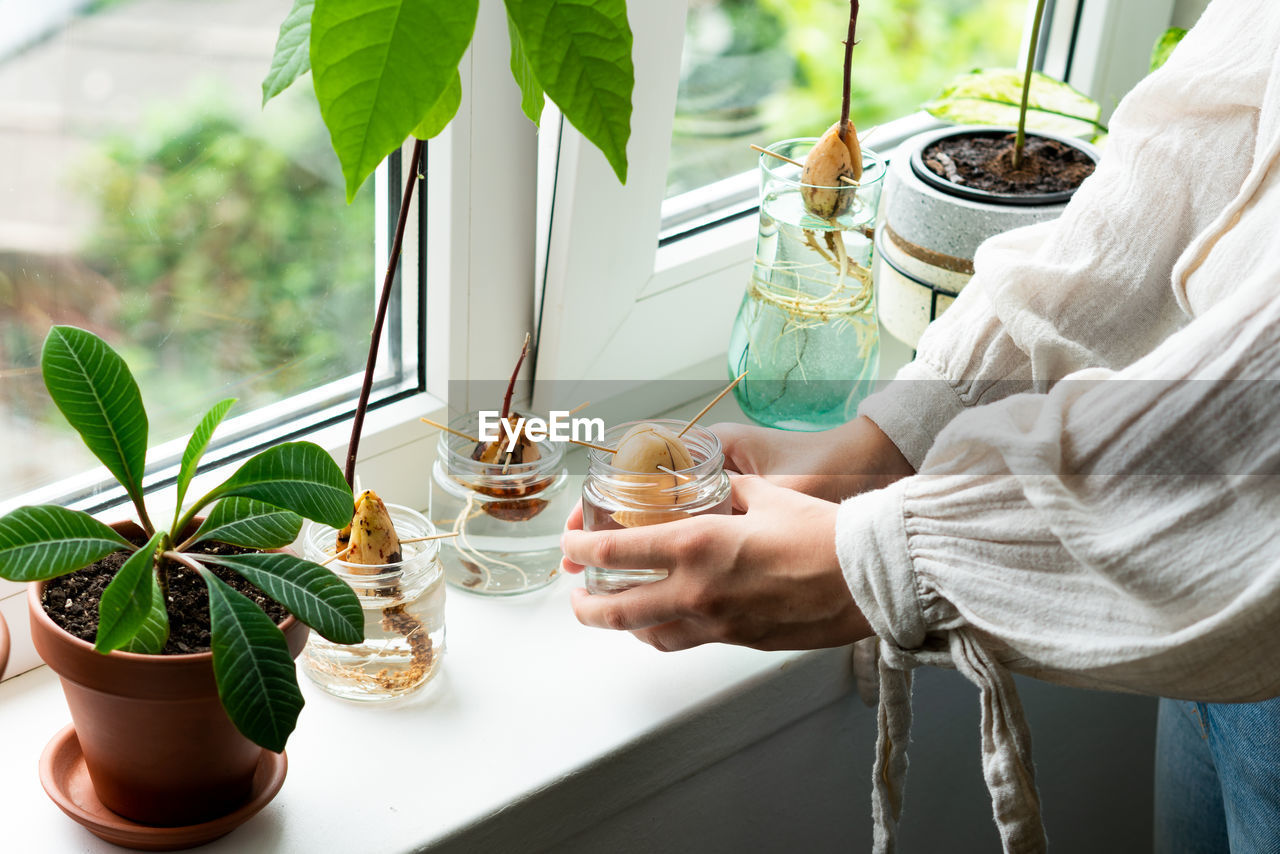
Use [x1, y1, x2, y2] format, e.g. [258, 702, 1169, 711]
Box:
[840, 1, 1280, 850]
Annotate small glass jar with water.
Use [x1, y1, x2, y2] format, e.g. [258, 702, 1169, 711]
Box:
[728, 139, 886, 430]
[430, 412, 573, 595]
[582, 420, 732, 593]
[301, 504, 445, 702]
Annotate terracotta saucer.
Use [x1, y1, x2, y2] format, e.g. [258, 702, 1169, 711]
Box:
[39, 724, 287, 851]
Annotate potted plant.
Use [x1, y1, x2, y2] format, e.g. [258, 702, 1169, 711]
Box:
[257, 1, 638, 601]
[0, 326, 361, 841]
[874, 0, 1102, 348]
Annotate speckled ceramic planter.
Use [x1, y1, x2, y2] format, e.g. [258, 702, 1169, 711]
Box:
[875, 125, 1098, 348]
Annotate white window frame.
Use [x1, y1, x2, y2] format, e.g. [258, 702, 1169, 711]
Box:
[0, 0, 540, 680]
[532, 0, 1180, 415]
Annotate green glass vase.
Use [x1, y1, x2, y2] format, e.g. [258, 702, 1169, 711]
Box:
[728, 138, 885, 431]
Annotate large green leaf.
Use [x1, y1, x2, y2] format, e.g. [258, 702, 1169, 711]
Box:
[505, 0, 633, 183]
[0, 505, 130, 582]
[175, 398, 236, 515]
[262, 0, 316, 106]
[201, 552, 363, 645]
[311, 0, 479, 202]
[95, 532, 164, 654]
[923, 69, 1103, 140]
[1150, 28, 1187, 73]
[411, 69, 462, 140]
[506, 12, 544, 126]
[190, 498, 304, 550]
[41, 326, 149, 503]
[201, 568, 305, 753]
[123, 580, 169, 655]
[203, 442, 351, 530]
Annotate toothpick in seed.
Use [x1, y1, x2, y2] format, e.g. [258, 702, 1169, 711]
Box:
[321, 544, 352, 567]
[569, 438, 618, 455]
[679, 371, 748, 438]
[420, 417, 481, 444]
[399, 532, 460, 544]
[750, 144, 859, 186]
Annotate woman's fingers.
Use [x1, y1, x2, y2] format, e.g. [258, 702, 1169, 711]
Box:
[631, 620, 719, 653]
[561, 524, 684, 571]
[561, 501, 586, 573]
[728, 471, 779, 512]
[570, 585, 690, 632]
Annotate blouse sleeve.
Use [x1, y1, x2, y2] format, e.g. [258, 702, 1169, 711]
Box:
[858, 0, 1266, 470]
[838, 273, 1280, 702]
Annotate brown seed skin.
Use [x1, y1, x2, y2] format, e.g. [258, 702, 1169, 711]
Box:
[800, 122, 861, 219]
[342, 489, 402, 571]
[610, 424, 695, 508]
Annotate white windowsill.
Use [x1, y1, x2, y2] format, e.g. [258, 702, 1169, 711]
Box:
[0, 600, 857, 852]
[0, 325, 912, 851]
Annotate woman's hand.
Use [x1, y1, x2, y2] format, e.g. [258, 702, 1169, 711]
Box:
[712, 415, 914, 503]
[561, 474, 872, 652]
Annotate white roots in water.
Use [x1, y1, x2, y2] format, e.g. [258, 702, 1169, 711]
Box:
[444, 490, 530, 592]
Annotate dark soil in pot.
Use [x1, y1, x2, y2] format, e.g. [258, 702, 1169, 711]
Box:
[42, 540, 288, 654]
[923, 132, 1095, 195]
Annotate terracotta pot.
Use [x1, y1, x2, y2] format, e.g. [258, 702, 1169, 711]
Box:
[0, 606, 9, 681]
[874, 125, 1099, 348]
[29, 521, 308, 826]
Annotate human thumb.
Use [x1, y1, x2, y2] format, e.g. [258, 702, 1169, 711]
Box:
[729, 472, 781, 512]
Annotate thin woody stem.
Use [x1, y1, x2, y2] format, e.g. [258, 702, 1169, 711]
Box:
[1013, 0, 1048, 170]
[500, 333, 531, 423]
[345, 139, 425, 488]
[840, 0, 858, 140]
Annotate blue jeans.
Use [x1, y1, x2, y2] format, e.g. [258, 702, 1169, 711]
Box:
[1155, 696, 1280, 853]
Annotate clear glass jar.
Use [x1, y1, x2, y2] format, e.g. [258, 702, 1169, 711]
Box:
[582, 420, 732, 593]
[727, 138, 886, 431]
[430, 412, 574, 595]
[300, 504, 445, 702]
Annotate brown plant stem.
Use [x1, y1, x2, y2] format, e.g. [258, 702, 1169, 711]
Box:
[839, 0, 859, 142]
[1013, 0, 1048, 170]
[500, 333, 532, 422]
[345, 139, 425, 488]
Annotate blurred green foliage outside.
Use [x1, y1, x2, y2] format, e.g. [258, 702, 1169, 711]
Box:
[669, 0, 1027, 196]
[83, 107, 375, 428]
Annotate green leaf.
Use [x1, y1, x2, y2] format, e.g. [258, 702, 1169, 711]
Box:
[0, 506, 130, 582]
[95, 532, 164, 654]
[123, 580, 169, 655]
[41, 326, 149, 502]
[505, 0, 633, 183]
[201, 568, 304, 753]
[190, 498, 304, 550]
[311, 0, 479, 202]
[175, 398, 236, 514]
[262, 0, 316, 106]
[1150, 28, 1187, 73]
[506, 12, 544, 126]
[923, 69, 1103, 140]
[411, 69, 462, 140]
[208, 442, 351, 530]
[201, 552, 363, 645]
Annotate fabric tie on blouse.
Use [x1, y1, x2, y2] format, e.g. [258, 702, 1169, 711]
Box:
[868, 634, 1045, 853]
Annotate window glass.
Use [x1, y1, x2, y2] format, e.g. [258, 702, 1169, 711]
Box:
[0, 0, 377, 503]
[668, 0, 1028, 198]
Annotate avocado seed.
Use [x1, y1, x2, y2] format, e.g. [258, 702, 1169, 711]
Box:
[800, 121, 862, 219]
[609, 423, 695, 509]
[337, 490, 402, 573]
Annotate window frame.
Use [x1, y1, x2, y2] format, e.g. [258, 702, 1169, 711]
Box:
[0, 1, 542, 680]
[531, 0, 1179, 416]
